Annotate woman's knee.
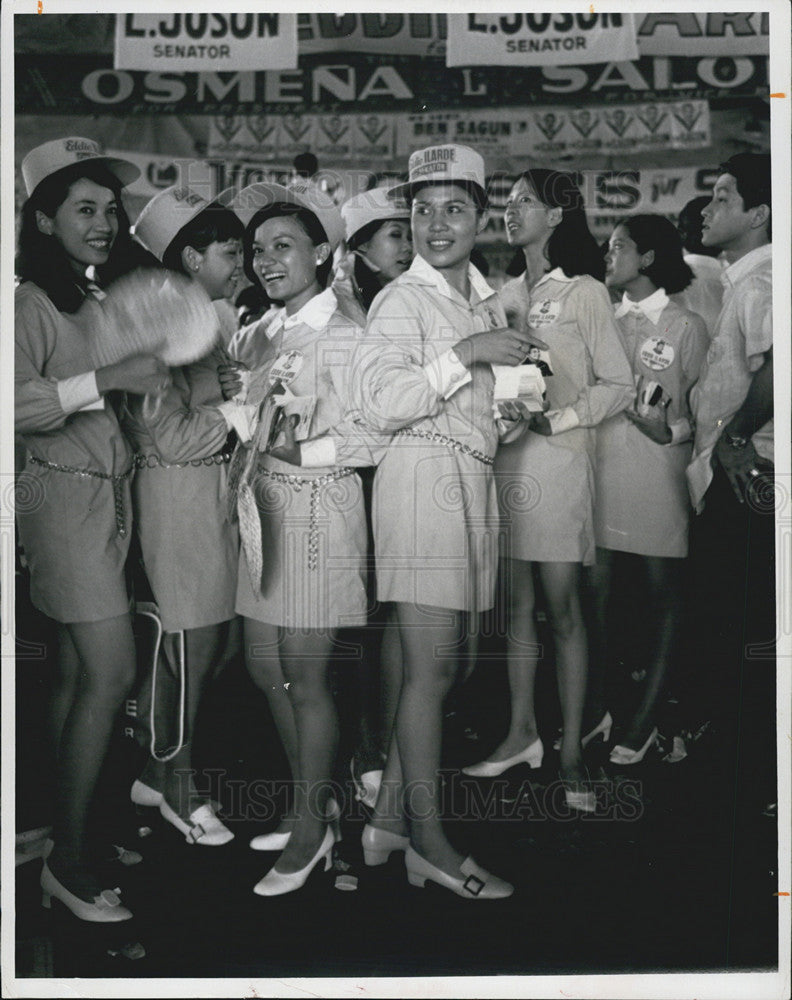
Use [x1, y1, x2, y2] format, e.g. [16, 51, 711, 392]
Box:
[546, 596, 583, 640]
[402, 661, 457, 699]
[80, 659, 136, 705]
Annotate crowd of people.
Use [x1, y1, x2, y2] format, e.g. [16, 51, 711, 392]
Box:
[14, 135, 775, 922]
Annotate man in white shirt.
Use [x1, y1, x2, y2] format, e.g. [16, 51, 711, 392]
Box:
[674, 195, 724, 339]
[681, 154, 774, 810]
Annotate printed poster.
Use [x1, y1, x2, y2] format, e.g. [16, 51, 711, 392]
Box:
[447, 11, 639, 67]
[396, 110, 532, 159]
[114, 12, 297, 71]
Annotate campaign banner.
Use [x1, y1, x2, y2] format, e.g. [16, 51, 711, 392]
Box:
[17, 12, 770, 59]
[275, 114, 319, 160]
[530, 100, 711, 159]
[447, 12, 639, 67]
[396, 110, 532, 160]
[636, 11, 769, 57]
[114, 12, 298, 72]
[15, 54, 769, 115]
[208, 114, 281, 162]
[209, 113, 398, 164]
[297, 13, 446, 57]
[352, 114, 397, 161]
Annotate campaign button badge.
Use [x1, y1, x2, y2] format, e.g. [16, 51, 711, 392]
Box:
[528, 299, 561, 328]
[639, 337, 675, 371]
[269, 350, 304, 385]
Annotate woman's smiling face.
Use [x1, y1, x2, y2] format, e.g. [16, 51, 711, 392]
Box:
[411, 184, 483, 276]
[41, 177, 119, 274]
[250, 215, 326, 314]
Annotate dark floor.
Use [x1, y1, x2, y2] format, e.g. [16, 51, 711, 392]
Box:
[14, 625, 780, 982]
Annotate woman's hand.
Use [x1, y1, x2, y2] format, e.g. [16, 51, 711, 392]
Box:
[496, 399, 531, 422]
[624, 409, 672, 445]
[453, 327, 549, 369]
[268, 413, 302, 465]
[525, 411, 553, 436]
[96, 354, 171, 396]
[218, 361, 248, 400]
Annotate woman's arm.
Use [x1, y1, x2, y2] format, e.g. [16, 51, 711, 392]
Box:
[534, 281, 634, 435]
[15, 286, 167, 433]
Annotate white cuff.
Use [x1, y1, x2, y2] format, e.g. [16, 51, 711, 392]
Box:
[423, 349, 472, 399]
[547, 407, 580, 435]
[301, 437, 337, 468]
[218, 401, 257, 444]
[57, 372, 102, 414]
[667, 418, 691, 446]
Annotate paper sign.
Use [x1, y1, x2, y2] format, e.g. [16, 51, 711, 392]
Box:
[397, 110, 532, 159]
[492, 364, 546, 411]
[114, 12, 298, 72]
[447, 12, 638, 67]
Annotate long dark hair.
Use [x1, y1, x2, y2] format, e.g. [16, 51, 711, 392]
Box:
[16, 161, 140, 313]
[511, 169, 605, 282]
[161, 203, 244, 275]
[243, 202, 332, 292]
[619, 215, 694, 295]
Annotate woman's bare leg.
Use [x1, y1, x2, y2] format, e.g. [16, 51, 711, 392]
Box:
[387, 603, 465, 873]
[273, 628, 338, 872]
[540, 562, 589, 784]
[48, 614, 136, 899]
[619, 556, 683, 749]
[244, 617, 299, 832]
[479, 558, 542, 761]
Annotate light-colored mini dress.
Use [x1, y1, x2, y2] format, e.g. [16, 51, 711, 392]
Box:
[495, 268, 634, 567]
[15, 282, 133, 623]
[229, 288, 383, 630]
[123, 347, 239, 632]
[594, 291, 708, 558]
[351, 254, 508, 613]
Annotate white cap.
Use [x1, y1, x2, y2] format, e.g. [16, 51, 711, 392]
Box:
[21, 137, 140, 198]
[234, 180, 345, 251]
[341, 188, 410, 243]
[389, 144, 487, 202]
[132, 184, 237, 262]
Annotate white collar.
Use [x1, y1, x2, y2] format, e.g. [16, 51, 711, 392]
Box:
[533, 266, 575, 290]
[267, 287, 338, 339]
[614, 287, 669, 325]
[406, 253, 496, 304]
[722, 243, 772, 289]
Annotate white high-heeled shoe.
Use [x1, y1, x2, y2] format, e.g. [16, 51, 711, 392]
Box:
[159, 800, 234, 845]
[40, 862, 133, 922]
[462, 737, 543, 778]
[249, 798, 341, 851]
[609, 727, 659, 766]
[559, 770, 596, 813]
[405, 847, 514, 899]
[361, 824, 409, 866]
[350, 758, 383, 809]
[553, 711, 614, 752]
[253, 827, 334, 897]
[130, 779, 163, 807]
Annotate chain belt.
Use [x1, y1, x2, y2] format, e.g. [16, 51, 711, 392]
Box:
[133, 450, 234, 470]
[255, 465, 356, 571]
[27, 454, 133, 537]
[394, 427, 494, 466]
